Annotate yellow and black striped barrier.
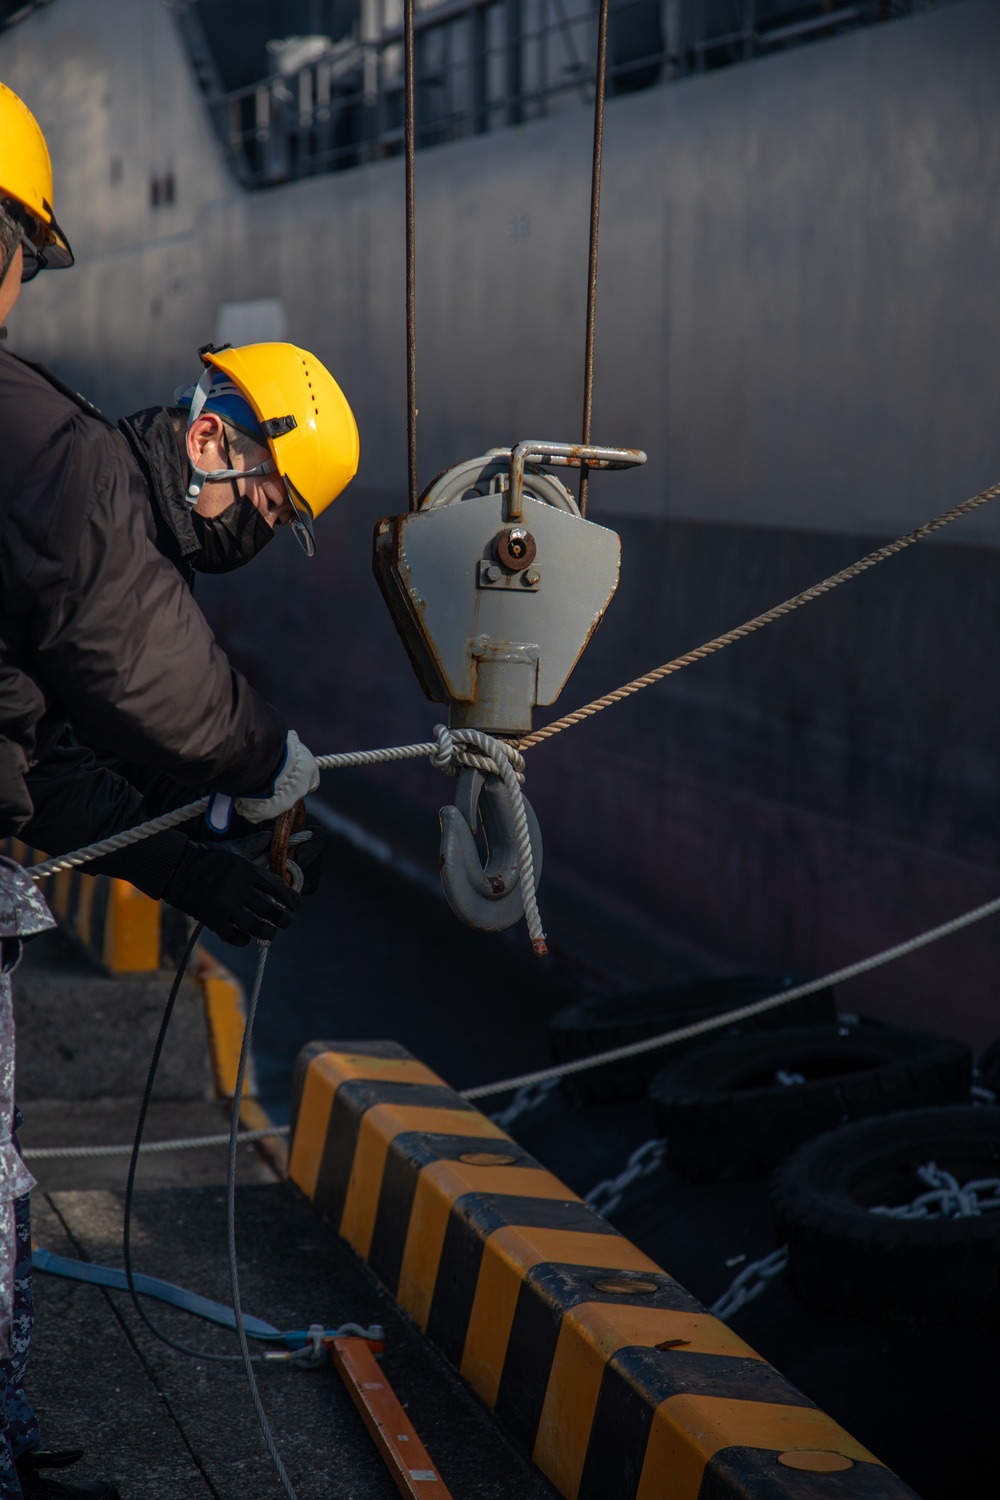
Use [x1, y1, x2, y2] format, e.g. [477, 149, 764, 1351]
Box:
[288, 1041, 916, 1500]
[3, 838, 162, 973]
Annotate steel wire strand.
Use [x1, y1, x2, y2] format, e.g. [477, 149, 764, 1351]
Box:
[27, 480, 1000, 877]
[25, 744, 440, 878]
[404, 0, 418, 511]
[25, 1125, 289, 1160]
[29, 894, 1000, 1158]
[227, 939, 299, 1500]
[459, 890, 1000, 1100]
[121, 921, 259, 1365]
[578, 0, 610, 518]
[519, 475, 1000, 749]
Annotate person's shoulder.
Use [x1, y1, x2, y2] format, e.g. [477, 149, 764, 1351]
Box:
[0, 350, 113, 461]
[0, 346, 68, 414]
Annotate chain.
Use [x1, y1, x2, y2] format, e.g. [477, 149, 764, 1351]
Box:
[489, 1076, 563, 1131]
[870, 1162, 1000, 1220]
[584, 1136, 668, 1219]
[710, 1247, 789, 1321]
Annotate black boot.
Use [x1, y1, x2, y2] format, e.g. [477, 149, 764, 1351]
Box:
[15, 1450, 120, 1500]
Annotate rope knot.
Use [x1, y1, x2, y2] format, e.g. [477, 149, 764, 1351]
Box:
[430, 725, 526, 783]
[431, 724, 458, 775]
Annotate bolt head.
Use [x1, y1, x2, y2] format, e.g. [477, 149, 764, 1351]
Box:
[524, 570, 540, 586]
[486, 564, 502, 583]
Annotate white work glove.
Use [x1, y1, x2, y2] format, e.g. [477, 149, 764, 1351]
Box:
[205, 730, 320, 834]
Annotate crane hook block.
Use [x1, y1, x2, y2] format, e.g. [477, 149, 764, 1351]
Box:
[439, 768, 544, 931]
[374, 440, 645, 736]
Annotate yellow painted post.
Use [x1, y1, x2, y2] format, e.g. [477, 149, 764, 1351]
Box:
[101, 879, 161, 972]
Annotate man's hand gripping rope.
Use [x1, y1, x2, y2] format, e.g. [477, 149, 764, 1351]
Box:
[23, 726, 547, 953]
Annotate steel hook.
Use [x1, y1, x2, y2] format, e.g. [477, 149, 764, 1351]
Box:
[438, 767, 543, 931]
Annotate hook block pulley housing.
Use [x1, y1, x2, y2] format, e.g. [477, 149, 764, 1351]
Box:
[374, 440, 645, 934]
[374, 441, 645, 736]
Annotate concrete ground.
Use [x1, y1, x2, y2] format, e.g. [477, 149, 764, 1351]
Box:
[30, 1184, 556, 1500]
[11, 918, 556, 1500]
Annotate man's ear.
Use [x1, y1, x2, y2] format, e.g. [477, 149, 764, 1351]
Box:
[186, 412, 225, 465]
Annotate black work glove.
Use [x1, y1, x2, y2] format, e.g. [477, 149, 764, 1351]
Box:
[202, 815, 331, 897]
[160, 843, 299, 946]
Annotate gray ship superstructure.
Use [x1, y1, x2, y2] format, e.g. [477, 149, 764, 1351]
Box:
[2, 0, 999, 1044]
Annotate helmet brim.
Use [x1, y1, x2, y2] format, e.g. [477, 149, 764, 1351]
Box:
[42, 209, 74, 269]
[284, 476, 316, 558]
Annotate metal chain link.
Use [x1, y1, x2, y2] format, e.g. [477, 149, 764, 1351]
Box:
[584, 1136, 668, 1219]
[710, 1248, 789, 1321]
[489, 1076, 563, 1131]
[870, 1162, 1000, 1220]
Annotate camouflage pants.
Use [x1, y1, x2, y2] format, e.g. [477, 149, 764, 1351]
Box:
[0, 1188, 37, 1499]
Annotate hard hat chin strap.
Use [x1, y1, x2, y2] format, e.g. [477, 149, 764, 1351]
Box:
[184, 367, 276, 505]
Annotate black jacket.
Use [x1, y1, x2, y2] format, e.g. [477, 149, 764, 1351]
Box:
[0, 352, 286, 836]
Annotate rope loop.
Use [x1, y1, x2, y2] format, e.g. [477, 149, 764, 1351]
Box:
[430, 724, 526, 782]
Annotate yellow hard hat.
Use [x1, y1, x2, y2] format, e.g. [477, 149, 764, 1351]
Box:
[0, 81, 73, 277]
[199, 341, 359, 555]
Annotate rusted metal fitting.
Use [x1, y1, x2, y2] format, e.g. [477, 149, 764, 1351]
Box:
[506, 439, 646, 521]
[496, 526, 536, 571]
[269, 799, 307, 886]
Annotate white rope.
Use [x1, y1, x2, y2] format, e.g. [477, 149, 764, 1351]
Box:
[460, 891, 1000, 1100]
[25, 743, 439, 878]
[25, 726, 546, 951]
[23, 1125, 289, 1160]
[432, 725, 545, 953]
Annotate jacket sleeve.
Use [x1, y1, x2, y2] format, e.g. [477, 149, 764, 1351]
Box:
[24, 416, 287, 793]
[19, 719, 189, 896]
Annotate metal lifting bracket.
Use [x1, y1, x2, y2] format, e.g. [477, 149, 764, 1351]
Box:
[374, 440, 646, 931]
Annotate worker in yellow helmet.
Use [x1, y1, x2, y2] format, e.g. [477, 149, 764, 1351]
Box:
[179, 341, 359, 560]
[22, 344, 359, 895]
[0, 83, 357, 1500]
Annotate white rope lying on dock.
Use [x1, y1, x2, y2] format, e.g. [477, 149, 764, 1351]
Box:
[26, 889, 1000, 1157]
[23, 1125, 289, 1160]
[460, 890, 1000, 1100]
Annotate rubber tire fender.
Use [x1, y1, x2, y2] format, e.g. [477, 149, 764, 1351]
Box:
[772, 1105, 1000, 1323]
[547, 975, 836, 1107]
[648, 1023, 972, 1181]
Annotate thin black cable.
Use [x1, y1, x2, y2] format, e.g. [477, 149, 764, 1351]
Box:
[122, 921, 252, 1364]
[404, 0, 418, 511]
[227, 940, 298, 1500]
[579, 0, 610, 518]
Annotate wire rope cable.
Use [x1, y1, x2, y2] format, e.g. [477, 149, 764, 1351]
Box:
[25, 1125, 289, 1160]
[519, 473, 1000, 748]
[121, 920, 256, 1364]
[459, 889, 1000, 1100]
[22, 481, 1000, 878]
[404, 0, 418, 511]
[25, 744, 441, 879]
[227, 938, 299, 1500]
[579, 0, 610, 518]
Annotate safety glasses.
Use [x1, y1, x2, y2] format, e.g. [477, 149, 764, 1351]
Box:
[283, 475, 316, 557]
[217, 435, 313, 553]
[0, 196, 73, 280]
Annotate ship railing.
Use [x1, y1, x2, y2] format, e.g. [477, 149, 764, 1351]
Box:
[201, 0, 956, 190]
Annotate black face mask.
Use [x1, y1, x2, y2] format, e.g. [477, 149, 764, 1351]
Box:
[190, 495, 275, 574]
